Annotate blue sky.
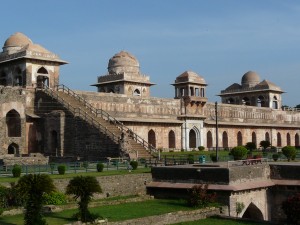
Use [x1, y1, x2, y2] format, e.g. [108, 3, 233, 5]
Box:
[1, 0, 300, 106]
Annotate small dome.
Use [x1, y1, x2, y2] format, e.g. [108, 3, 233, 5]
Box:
[175, 71, 206, 85]
[4, 32, 33, 48]
[241, 71, 260, 88]
[108, 51, 140, 74]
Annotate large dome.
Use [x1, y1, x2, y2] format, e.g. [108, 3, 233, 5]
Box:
[241, 71, 260, 88]
[4, 32, 33, 48]
[108, 51, 140, 74]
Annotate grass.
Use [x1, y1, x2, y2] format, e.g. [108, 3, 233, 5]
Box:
[174, 217, 266, 225]
[0, 199, 192, 225]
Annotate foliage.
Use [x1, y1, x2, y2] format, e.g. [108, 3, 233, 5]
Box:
[272, 153, 279, 161]
[43, 192, 67, 205]
[282, 146, 296, 162]
[187, 184, 216, 208]
[282, 193, 300, 224]
[230, 146, 248, 160]
[245, 142, 256, 151]
[236, 202, 245, 216]
[260, 140, 271, 150]
[83, 161, 89, 169]
[12, 164, 22, 178]
[198, 146, 205, 151]
[58, 165, 66, 175]
[96, 163, 104, 172]
[129, 161, 138, 170]
[210, 153, 217, 162]
[16, 174, 56, 225]
[187, 154, 194, 164]
[66, 176, 102, 222]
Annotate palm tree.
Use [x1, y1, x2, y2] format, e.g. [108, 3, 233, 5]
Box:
[66, 176, 102, 222]
[16, 174, 55, 225]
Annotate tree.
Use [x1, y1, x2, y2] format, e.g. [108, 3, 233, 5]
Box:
[282, 146, 296, 162]
[282, 193, 300, 224]
[66, 176, 102, 222]
[16, 174, 55, 225]
[230, 146, 248, 160]
[260, 140, 271, 150]
[245, 142, 256, 151]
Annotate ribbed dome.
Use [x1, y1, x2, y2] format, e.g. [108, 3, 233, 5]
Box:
[4, 32, 33, 48]
[108, 51, 140, 74]
[175, 71, 206, 84]
[241, 71, 260, 88]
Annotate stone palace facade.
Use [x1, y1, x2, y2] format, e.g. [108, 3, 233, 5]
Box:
[0, 32, 299, 161]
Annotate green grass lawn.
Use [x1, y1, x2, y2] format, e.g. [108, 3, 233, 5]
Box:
[174, 217, 265, 225]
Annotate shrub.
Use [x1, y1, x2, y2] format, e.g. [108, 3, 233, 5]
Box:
[129, 161, 138, 170]
[282, 146, 296, 162]
[43, 192, 67, 205]
[260, 140, 271, 150]
[245, 142, 256, 151]
[12, 164, 21, 178]
[272, 153, 279, 161]
[187, 184, 216, 208]
[282, 193, 300, 224]
[230, 146, 248, 160]
[210, 153, 217, 162]
[187, 154, 194, 164]
[96, 163, 104, 172]
[83, 161, 89, 169]
[57, 165, 66, 175]
[198, 146, 205, 151]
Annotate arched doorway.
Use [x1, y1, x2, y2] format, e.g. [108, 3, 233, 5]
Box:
[237, 131, 243, 146]
[6, 109, 21, 137]
[51, 130, 59, 156]
[37, 67, 49, 88]
[206, 131, 213, 148]
[222, 132, 228, 148]
[295, 133, 299, 147]
[148, 130, 156, 148]
[287, 133, 291, 146]
[265, 132, 270, 142]
[272, 96, 278, 109]
[242, 203, 264, 220]
[7, 143, 19, 156]
[257, 96, 265, 107]
[133, 89, 141, 96]
[252, 132, 257, 145]
[277, 132, 282, 147]
[168, 130, 175, 149]
[189, 130, 197, 149]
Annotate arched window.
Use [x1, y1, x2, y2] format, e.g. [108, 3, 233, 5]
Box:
[222, 131, 228, 148]
[272, 96, 278, 109]
[37, 67, 48, 74]
[237, 131, 243, 146]
[295, 133, 300, 147]
[148, 130, 156, 148]
[277, 132, 282, 147]
[37, 67, 49, 88]
[189, 129, 197, 148]
[287, 133, 291, 146]
[242, 97, 250, 105]
[6, 110, 21, 137]
[168, 130, 175, 149]
[133, 89, 141, 96]
[206, 131, 213, 148]
[0, 72, 7, 86]
[7, 143, 19, 156]
[257, 96, 265, 107]
[265, 132, 270, 142]
[252, 132, 257, 145]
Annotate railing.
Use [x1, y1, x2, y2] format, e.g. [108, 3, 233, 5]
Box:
[41, 84, 157, 154]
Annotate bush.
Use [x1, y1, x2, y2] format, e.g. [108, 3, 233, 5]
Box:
[83, 161, 89, 169]
[96, 163, 104, 172]
[282, 146, 296, 162]
[43, 192, 67, 205]
[57, 165, 66, 175]
[210, 153, 217, 162]
[187, 154, 194, 164]
[260, 140, 271, 150]
[282, 193, 300, 224]
[272, 153, 279, 161]
[245, 142, 256, 151]
[12, 164, 21, 178]
[230, 146, 248, 160]
[187, 184, 216, 208]
[129, 161, 138, 170]
[198, 146, 205, 151]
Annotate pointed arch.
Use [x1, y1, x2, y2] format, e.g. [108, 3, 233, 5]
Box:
[37, 67, 48, 74]
[222, 131, 228, 148]
[295, 133, 299, 147]
[189, 129, 197, 148]
[252, 132, 257, 145]
[148, 129, 156, 148]
[8, 143, 19, 156]
[265, 132, 270, 142]
[207, 131, 213, 148]
[272, 96, 278, 109]
[168, 130, 176, 149]
[277, 132, 282, 147]
[6, 109, 21, 137]
[242, 202, 264, 220]
[37, 67, 49, 88]
[287, 133, 291, 146]
[237, 131, 243, 146]
[133, 89, 141, 96]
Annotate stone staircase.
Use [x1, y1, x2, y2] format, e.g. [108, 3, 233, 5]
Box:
[41, 84, 156, 159]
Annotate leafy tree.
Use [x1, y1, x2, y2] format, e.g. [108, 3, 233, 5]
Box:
[260, 140, 271, 150]
[282, 193, 300, 224]
[282, 146, 296, 162]
[230, 146, 248, 160]
[245, 142, 256, 151]
[16, 174, 55, 225]
[66, 176, 102, 222]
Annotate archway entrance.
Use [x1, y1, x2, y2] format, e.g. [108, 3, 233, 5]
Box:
[207, 131, 213, 148]
[189, 130, 196, 149]
[168, 130, 175, 149]
[148, 130, 156, 148]
[242, 203, 264, 220]
[222, 132, 228, 148]
[7, 143, 19, 156]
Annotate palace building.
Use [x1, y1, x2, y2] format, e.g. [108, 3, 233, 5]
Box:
[0, 32, 299, 162]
